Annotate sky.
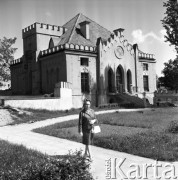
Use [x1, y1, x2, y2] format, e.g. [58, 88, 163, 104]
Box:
[0, 0, 177, 77]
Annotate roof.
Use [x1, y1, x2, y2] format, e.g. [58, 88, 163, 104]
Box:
[58, 13, 112, 47]
[49, 37, 60, 48]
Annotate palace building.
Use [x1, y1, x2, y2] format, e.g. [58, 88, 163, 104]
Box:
[10, 13, 156, 108]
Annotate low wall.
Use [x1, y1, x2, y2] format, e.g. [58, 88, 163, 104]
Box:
[136, 92, 154, 104]
[154, 91, 178, 105]
[4, 97, 72, 111]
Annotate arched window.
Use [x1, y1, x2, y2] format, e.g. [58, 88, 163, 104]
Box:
[108, 68, 114, 92]
[116, 65, 124, 93]
[127, 69, 132, 93]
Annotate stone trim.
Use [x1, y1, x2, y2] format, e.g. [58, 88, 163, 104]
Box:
[10, 58, 23, 66]
[138, 51, 155, 60]
[102, 31, 135, 56]
[22, 22, 67, 38]
[40, 43, 97, 57]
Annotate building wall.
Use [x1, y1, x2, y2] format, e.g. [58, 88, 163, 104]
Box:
[11, 64, 25, 94]
[5, 98, 72, 111]
[98, 35, 136, 104]
[11, 22, 66, 95]
[65, 53, 97, 107]
[40, 52, 67, 94]
[11, 22, 157, 107]
[137, 60, 156, 93]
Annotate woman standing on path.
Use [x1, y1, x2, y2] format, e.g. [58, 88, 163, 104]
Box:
[78, 99, 98, 160]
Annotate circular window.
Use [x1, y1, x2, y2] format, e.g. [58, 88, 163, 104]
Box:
[114, 46, 124, 59]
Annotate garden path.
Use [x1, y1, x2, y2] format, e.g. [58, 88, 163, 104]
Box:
[0, 108, 177, 180]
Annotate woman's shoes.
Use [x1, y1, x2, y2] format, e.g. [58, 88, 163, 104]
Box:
[83, 154, 93, 162]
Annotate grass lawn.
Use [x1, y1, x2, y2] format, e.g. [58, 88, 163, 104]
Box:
[8, 106, 123, 125]
[34, 107, 178, 162]
[8, 108, 81, 125]
[0, 140, 93, 179]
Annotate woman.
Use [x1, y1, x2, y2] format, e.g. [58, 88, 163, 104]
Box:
[78, 99, 98, 159]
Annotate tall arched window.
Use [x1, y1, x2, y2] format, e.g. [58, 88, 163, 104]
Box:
[116, 65, 124, 93]
[108, 68, 114, 92]
[127, 69, 132, 93]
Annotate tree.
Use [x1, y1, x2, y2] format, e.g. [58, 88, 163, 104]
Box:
[0, 37, 17, 82]
[162, 0, 178, 53]
[160, 57, 178, 91]
[157, 76, 164, 88]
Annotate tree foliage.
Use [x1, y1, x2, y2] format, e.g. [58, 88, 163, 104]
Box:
[0, 37, 17, 82]
[162, 0, 178, 53]
[159, 57, 178, 90]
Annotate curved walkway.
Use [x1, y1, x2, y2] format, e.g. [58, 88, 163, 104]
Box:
[0, 108, 177, 180]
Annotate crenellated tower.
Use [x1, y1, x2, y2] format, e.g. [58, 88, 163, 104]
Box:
[22, 22, 67, 94]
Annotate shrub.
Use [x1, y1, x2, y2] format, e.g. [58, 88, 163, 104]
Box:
[0, 140, 93, 180]
[166, 120, 178, 133]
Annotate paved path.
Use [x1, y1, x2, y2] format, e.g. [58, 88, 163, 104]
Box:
[0, 108, 178, 180]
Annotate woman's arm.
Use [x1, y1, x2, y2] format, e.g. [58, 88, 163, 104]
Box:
[93, 111, 99, 125]
[78, 112, 82, 133]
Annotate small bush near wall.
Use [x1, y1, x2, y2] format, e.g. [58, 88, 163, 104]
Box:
[0, 140, 93, 180]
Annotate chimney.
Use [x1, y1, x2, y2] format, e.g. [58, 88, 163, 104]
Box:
[113, 28, 125, 37]
[79, 21, 90, 40]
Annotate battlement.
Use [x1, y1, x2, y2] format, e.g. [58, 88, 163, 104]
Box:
[55, 81, 72, 89]
[102, 31, 135, 56]
[10, 57, 23, 66]
[40, 43, 97, 57]
[138, 51, 155, 60]
[22, 22, 67, 38]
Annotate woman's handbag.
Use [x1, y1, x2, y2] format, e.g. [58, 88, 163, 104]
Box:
[91, 125, 101, 134]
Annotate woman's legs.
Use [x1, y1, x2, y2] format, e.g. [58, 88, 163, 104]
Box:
[87, 145, 91, 158]
[84, 145, 91, 157]
[84, 145, 88, 157]
[83, 132, 93, 159]
[84, 145, 92, 160]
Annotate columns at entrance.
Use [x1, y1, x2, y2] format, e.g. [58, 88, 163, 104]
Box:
[107, 65, 133, 94]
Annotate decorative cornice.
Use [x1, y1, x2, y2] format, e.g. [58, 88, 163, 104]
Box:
[138, 50, 155, 60]
[40, 43, 97, 57]
[102, 31, 135, 56]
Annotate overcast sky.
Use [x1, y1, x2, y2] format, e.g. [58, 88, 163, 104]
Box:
[0, 0, 176, 76]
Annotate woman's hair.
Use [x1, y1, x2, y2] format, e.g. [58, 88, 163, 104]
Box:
[83, 98, 91, 105]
